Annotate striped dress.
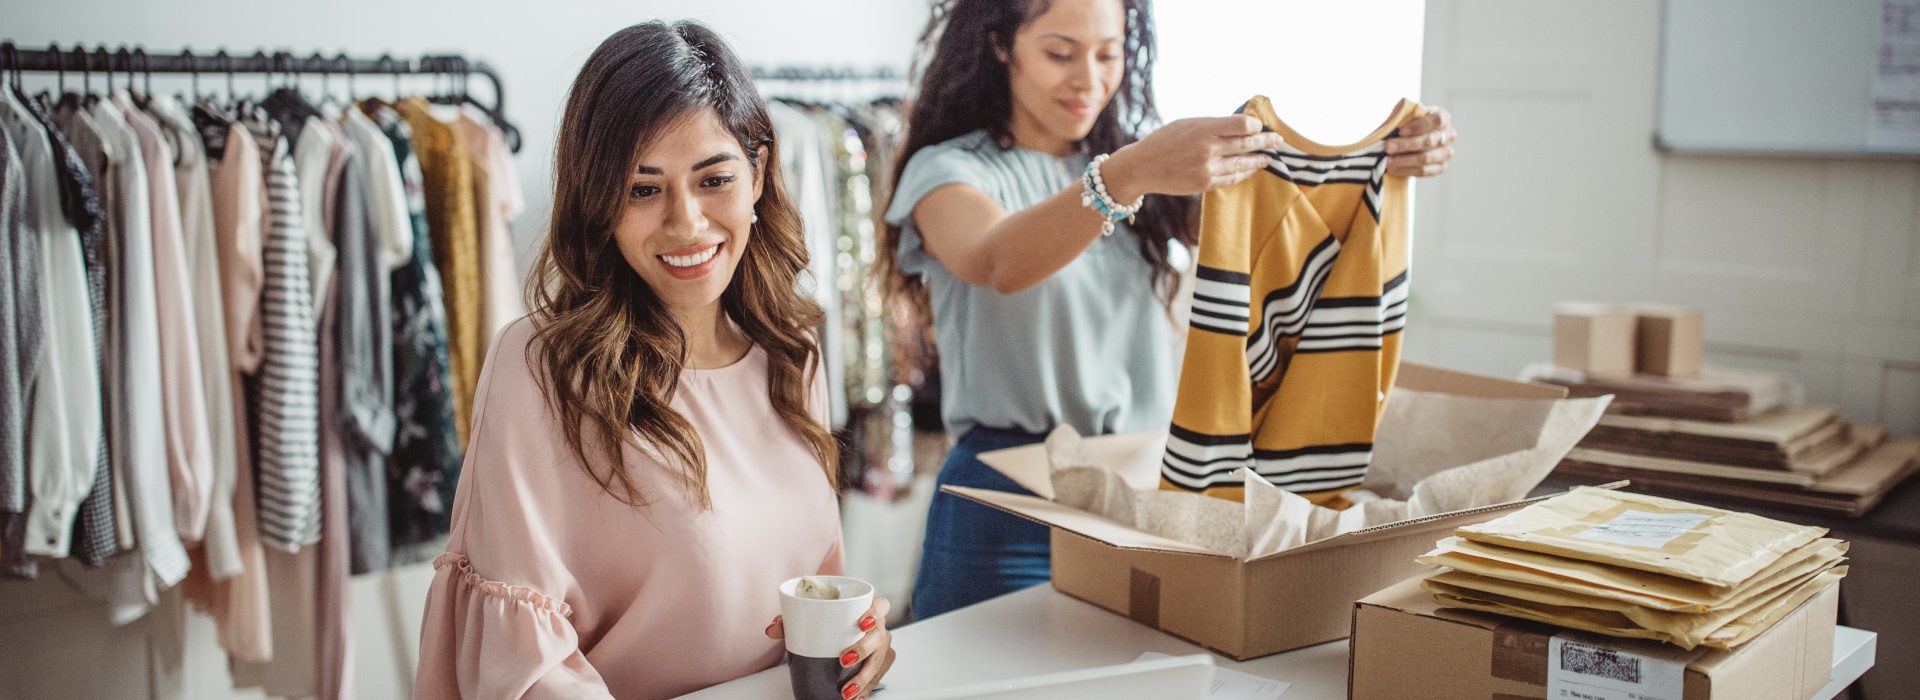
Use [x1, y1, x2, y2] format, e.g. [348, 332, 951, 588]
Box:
[244, 116, 321, 551]
[1161, 96, 1424, 506]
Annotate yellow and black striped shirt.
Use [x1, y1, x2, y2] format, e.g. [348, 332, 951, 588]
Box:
[1161, 96, 1424, 505]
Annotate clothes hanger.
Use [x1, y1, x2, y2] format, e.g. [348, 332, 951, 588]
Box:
[100, 45, 119, 99]
[242, 49, 270, 107]
[1, 42, 24, 102]
[78, 44, 98, 106]
[128, 46, 154, 109]
[310, 51, 345, 114]
[337, 52, 357, 108]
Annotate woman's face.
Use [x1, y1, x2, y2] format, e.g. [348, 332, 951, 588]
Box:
[1004, 0, 1126, 146]
[613, 109, 764, 317]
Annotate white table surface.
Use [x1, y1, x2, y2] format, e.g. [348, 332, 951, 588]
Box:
[678, 584, 1878, 699]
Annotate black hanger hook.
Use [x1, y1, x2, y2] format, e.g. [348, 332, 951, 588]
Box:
[103, 45, 121, 94]
[311, 51, 329, 96]
[249, 50, 269, 90]
[216, 49, 234, 100]
[117, 46, 135, 95]
[377, 53, 398, 99]
[337, 52, 355, 101]
[78, 43, 92, 94]
[183, 47, 200, 99]
[51, 44, 65, 94]
[132, 46, 152, 97]
[1, 43, 16, 90]
[283, 51, 301, 90]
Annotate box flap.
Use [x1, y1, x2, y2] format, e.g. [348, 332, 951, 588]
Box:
[1398, 362, 1568, 400]
[941, 485, 1232, 558]
[973, 431, 1167, 500]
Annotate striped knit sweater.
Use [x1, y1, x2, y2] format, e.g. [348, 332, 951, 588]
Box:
[1161, 96, 1423, 506]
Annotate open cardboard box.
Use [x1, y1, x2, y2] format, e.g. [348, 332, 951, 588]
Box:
[944, 364, 1602, 660]
[1350, 575, 1838, 700]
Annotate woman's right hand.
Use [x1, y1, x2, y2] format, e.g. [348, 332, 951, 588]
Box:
[1103, 116, 1283, 200]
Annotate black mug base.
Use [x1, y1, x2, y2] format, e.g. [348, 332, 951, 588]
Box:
[787, 651, 861, 700]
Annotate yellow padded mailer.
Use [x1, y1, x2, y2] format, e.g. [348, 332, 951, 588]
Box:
[1454, 487, 1825, 587]
[1416, 536, 1848, 612]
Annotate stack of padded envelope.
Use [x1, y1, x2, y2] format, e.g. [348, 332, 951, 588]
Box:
[1416, 487, 1847, 650]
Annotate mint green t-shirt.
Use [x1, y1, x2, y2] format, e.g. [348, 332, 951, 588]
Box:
[884, 130, 1175, 438]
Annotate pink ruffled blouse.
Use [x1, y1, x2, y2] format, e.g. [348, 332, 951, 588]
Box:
[413, 318, 843, 699]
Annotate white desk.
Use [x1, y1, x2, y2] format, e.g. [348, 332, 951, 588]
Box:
[679, 585, 1878, 699]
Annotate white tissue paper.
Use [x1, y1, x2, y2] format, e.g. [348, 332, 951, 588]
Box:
[1040, 386, 1611, 561]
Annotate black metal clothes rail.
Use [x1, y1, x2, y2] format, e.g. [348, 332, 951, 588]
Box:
[749, 65, 903, 82]
[0, 42, 521, 152]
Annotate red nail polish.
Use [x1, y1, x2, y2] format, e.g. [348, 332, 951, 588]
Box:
[840, 650, 859, 668]
[858, 616, 876, 631]
[841, 683, 859, 699]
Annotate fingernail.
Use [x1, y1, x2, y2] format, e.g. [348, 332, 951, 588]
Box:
[858, 616, 876, 631]
[842, 682, 860, 699]
[840, 650, 859, 668]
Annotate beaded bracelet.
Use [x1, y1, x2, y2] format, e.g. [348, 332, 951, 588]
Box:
[1080, 153, 1143, 236]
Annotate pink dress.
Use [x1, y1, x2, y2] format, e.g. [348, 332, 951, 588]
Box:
[414, 317, 844, 699]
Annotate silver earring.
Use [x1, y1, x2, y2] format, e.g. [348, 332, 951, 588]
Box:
[751, 211, 759, 224]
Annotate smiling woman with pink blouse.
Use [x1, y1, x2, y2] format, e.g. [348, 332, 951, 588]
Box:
[411, 21, 897, 700]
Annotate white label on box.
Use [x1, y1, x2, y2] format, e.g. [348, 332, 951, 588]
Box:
[1573, 510, 1710, 549]
[1546, 635, 1684, 700]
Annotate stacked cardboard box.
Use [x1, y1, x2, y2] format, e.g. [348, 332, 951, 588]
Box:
[1534, 304, 1919, 516]
[1352, 487, 1848, 700]
[1351, 576, 1840, 700]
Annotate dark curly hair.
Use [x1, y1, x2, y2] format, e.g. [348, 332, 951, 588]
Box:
[878, 0, 1197, 321]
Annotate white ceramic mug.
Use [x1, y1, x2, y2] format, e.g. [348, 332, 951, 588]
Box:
[778, 576, 875, 700]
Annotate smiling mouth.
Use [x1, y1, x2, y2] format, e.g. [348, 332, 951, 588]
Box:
[1059, 99, 1097, 116]
[658, 244, 720, 268]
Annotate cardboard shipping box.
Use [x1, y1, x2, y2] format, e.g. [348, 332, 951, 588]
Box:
[1350, 576, 1838, 700]
[1636, 305, 1705, 379]
[946, 364, 1602, 660]
[1554, 303, 1638, 378]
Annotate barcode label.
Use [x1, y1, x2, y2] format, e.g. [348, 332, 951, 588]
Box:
[1547, 635, 1683, 700]
[1561, 643, 1640, 684]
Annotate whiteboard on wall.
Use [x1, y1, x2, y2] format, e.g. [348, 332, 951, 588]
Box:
[1657, 0, 1920, 158]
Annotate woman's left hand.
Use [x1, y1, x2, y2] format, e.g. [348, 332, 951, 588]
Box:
[1384, 107, 1456, 177]
[766, 596, 897, 699]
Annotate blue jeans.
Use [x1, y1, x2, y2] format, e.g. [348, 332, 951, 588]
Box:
[910, 426, 1053, 621]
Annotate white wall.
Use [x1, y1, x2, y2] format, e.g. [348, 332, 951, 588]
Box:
[0, 2, 928, 698]
[1155, 0, 1426, 142]
[1406, 0, 1920, 438]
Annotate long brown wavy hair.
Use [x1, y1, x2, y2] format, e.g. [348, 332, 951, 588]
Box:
[526, 20, 838, 508]
[878, 0, 1198, 324]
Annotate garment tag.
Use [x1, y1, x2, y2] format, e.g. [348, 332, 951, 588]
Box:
[1573, 511, 1710, 549]
[1546, 635, 1685, 700]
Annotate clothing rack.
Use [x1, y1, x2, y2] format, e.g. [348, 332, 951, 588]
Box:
[750, 65, 903, 82]
[752, 65, 906, 108]
[0, 42, 521, 152]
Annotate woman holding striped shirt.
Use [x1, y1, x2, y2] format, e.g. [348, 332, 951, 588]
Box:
[879, 0, 1458, 619]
